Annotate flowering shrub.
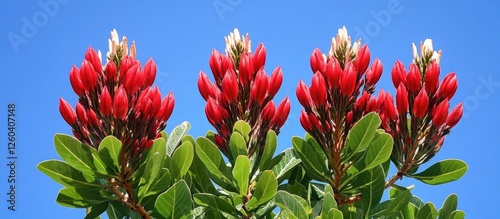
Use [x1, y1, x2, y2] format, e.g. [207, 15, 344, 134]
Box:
[39, 27, 467, 219]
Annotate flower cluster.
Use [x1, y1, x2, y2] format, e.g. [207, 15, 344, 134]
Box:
[58, 29, 174, 164]
[297, 27, 385, 153]
[198, 28, 290, 157]
[381, 39, 463, 169]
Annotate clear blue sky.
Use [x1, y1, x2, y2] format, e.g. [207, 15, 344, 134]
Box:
[1, 1, 499, 218]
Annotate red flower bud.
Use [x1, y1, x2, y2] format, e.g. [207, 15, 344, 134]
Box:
[198, 71, 215, 101]
[310, 48, 325, 74]
[310, 73, 327, 106]
[365, 58, 382, 87]
[383, 93, 397, 121]
[69, 65, 85, 96]
[124, 65, 143, 95]
[324, 58, 342, 88]
[80, 60, 98, 92]
[396, 84, 409, 115]
[340, 62, 357, 96]
[308, 113, 323, 132]
[87, 109, 99, 127]
[296, 81, 312, 109]
[113, 86, 129, 120]
[143, 58, 157, 87]
[271, 97, 290, 128]
[238, 52, 254, 85]
[75, 102, 88, 126]
[413, 88, 429, 119]
[250, 70, 268, 105]
[354, 91, 370, 111]
[159, 92, 175, 121]
[425, 62, 440, 94]
[84, 47, 102, 72]
[445, 103, 463, 128]
[222, 71, 239, 102]
[268, 66, 283, 99]
[253, 43, 266, 71]
[391, 61, 406, 88]
[366, 93, 383, 112]
[99, 86, 112, 116]
[299, 111, 312, 133]
[432, 99, 449, 127]
[119, 56, 135, 83]
[438, 73, 458, 100]
[406, 63, 422, 93]
[149, 87, 162, 117]
[261, 101, 276, 122]
[355, 45, 370, 74]
[205, 98, 223, 126]
[104, 61, 117, 83]
[209, 50, 226, 82]
[59, 98, 77, 125]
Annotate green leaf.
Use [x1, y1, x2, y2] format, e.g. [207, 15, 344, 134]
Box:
[386, 190, 411, 216]
[229, 132, 248, 162]
[84, 202, 109, 219]
[328, 208, 343, 219]
[233, 155, 251, 196]
[408, 159, 468, 185]
[270, 148, 301, 183]
[138, 152, 163, 201]
[97, 136, 122, 174]
[448, 210, 465, 219]
[194, 193, 239, 217]
[233, 120, 251, 142]
[260, 130, 278, 170]
[438, 194, 458, 219]
[166, 121, 191, 156]
[37, 160, 99, 188]
[155, 180, 192, 219]
[275, 191, 310, 219]
[170, 141, 194, 180]
[56, 187, 106, 208]
[106, 201, 139, 219]
[361, 132, 392, 171]
[292, 136, 329, 182]
[246, 170, 278, 210]
[195, 137, 236, 190]
[415, 202, 438, 219]
[400, 203, 416, 219]
[357, 166, 385, 217]
[54, 134, 97, 177]
[189, 154, 217, 194]
[344, 112, 381, 157]
[321, 190, 337, 219]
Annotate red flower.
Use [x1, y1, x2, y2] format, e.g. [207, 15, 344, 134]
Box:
[413, 88, 429, 119]
[438, 73, 458, 100]
[113, 86, 129, 120]
[354, 45, 370, 74]
[365, 58, 382, 87]
[253, 43, 266, 71]
[310, 72, 327, 106]
[432, 99, 449, 127]
[424, 61, 440, 94]
[391, 61, 406, 88]
[310, 48, 325, 74]
[59, 98, 77, 125]
[446, 103, 463, 128]
[406, 64, 422, 93]
[396, 84, 409, 115]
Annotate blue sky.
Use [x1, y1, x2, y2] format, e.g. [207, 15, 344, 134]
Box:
[1, 1, 499, 218]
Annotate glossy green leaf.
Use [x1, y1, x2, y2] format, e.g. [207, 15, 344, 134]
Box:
[233, 120, 251, 142]
[409, 159, 467, 185]
[166, 121, 191, 156]
[449, 210, 465, 219]
[233, 155, 250, 196]
[361, 132, 392, 171]
[415, 202, 438, 219]
[189, 154, 217, 194]
[260, 130, 278, 170]
[400, 203, 416, 219]
[292, 136, 329, 182]
[170, 141, 194, 180]
[246, 170, 278, 210]
[386, 190, 411, 216]
[275, 191, 310, 219]
[193, 193, 239, 217]
[138, 152, 163, 201]
[321, 190, 337, 219]
[229, 132, 248, 162]
[345, 112, 381, 157]
[144, 168, 171, 197]
[328, 208, 343, 219]
[56, 187, 106, 208]
[97, 136, 122, 174]
[195, 137, 235, 190]
[438, 194, 458, 219]
[84, 202, 109, 219]
[270, 148, 301, 183]
[357, 166, 385, 217]
[54, 134, 96, 176]
[37, 160, 99, 188]
[155, 180, 192, 219]
[106, 201, 139, 219]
